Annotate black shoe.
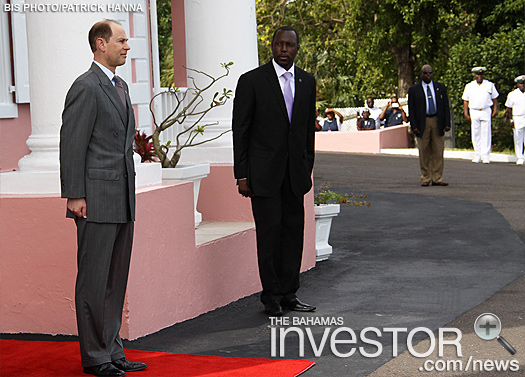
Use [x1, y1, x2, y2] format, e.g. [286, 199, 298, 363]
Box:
[264, 300, 283, 316]
[112, 358, 148, 372]
[84, 363, 126, 376]
[282, 298, 316, 312]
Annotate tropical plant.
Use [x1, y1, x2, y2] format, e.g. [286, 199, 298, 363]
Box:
[314, 183, 370, 207]
[134, 130, 158, 163]
[150, 62, 234, 168]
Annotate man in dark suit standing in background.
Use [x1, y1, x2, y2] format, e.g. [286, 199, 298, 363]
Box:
[232, 26, 317, 317]
[60, 20, 147, 376]
[408, 64, 451, 187]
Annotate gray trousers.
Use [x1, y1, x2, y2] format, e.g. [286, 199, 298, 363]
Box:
[75, 218, 134, 367]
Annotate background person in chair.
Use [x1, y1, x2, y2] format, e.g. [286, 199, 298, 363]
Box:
[408, 65, 451, 187]
[232, 26, 317, 317]
[365, 97, 383, 129]
[356, 109, 376, 131]
[322, 108, 344, 131]
[60, 20, 147, 377]
[380, 96, 407, 127]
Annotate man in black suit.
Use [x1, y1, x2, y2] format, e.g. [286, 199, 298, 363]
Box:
[408, 64, 451, 187]
[232, 26, 317, 316]
[60, 20, 147, 376]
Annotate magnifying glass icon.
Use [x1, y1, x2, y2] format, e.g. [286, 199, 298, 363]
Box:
[474, 313, 516, 355]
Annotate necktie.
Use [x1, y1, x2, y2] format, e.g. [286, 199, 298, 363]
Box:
[427, 85, 436, 115]
[113, 75, 127, 108]
[282, 72, 294, 122]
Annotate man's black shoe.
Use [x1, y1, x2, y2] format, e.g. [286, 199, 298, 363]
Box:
[282, 298, 316, 312]
[112, 358, 148, 372]
[264, 301, 283, 316]
[83, 362, 126, 376]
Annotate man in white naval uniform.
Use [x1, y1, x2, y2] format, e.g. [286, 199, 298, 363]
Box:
[462, 66, 499, 164]
[505, 75, 525, 165]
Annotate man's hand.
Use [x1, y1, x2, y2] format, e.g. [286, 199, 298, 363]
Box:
[237, 180, 253, 198]
[444, 126, 451, 132]
[67, 198, 87, 218]
[464, 112, 471, 122]
[412, 128, 421, 136]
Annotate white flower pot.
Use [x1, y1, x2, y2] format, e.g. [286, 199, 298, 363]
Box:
[162, 163, 210, 228]
[314, 204, 340, 261]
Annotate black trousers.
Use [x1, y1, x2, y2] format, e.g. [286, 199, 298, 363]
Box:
[250, 171, 305, 305]
[75, 218, 134, 367]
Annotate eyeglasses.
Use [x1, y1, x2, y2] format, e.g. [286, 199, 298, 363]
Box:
[422, 71, 433, 74]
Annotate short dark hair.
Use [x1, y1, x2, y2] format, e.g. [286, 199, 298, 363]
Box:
[271, 26, 300, 45]
[88, 19, 121, 53]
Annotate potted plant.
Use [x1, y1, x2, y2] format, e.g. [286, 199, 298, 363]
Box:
[134, 130, 158, 163]
[314, 183, 370, 261]
[146, 62, 234, 227]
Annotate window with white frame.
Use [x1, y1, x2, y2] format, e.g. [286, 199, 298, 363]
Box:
[0, 8, 17, 118]
[0, 0, 30, 119]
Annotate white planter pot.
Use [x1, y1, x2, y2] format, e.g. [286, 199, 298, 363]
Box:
[314, 204, 340, 261]
[162, 163, 211, 228]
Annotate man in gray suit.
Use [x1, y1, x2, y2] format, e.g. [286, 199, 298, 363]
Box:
[60, 20, 146, 377]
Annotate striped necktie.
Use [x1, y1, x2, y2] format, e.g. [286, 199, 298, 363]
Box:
[113, 75, 127, 108]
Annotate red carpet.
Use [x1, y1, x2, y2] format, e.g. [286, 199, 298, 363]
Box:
[0, 339, 314, 377]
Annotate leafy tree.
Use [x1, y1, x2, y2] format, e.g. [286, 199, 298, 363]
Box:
[156, 0, 174, 87]
[255, 0, 471, 106]
[155, 0, 524, 150]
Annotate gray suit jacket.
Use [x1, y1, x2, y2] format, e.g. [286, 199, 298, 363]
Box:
[60, 63, 136, 223]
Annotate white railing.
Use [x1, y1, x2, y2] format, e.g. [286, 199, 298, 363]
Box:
[154, 87, 189, 145]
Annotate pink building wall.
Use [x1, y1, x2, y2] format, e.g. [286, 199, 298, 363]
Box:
[198, 164, 316, 273]
[315, 125, 411, 154]
[1, 165, 317, 339]
[0, 104, 31, 172]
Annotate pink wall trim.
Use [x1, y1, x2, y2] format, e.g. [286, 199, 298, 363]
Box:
[198, 164, 253, 221]
[145, 0, 154, 102]
[198, 163, 316, 272]
[0, 165, 317, 339]
[315, 125, 411, 154]
[171, 0, 187, 87]
[0, 104, 31, 172]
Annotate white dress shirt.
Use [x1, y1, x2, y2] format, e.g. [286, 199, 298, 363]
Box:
[93, 60, 117, 87]
[272, 59, 295, 98]
[422, 81, 437, 115]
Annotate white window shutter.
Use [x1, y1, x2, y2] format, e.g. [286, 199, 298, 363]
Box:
[10, 0, 30, 103]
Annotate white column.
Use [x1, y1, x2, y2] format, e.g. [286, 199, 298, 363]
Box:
[17, 2, 99, 174]
[178, 0, 258, 165]
[0, 1, 161, 194]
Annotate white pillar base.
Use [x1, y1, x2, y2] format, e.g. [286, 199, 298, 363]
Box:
[17, 134, 60, 172]
[314, 204, 341, 262]
[0, 161, 162, 194]
[161, 163, 210, 228]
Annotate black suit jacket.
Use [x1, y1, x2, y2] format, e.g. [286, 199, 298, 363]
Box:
[232, 61, 316, 197]
[60, 63, 136, 223]
[408, 81, 450, 137]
